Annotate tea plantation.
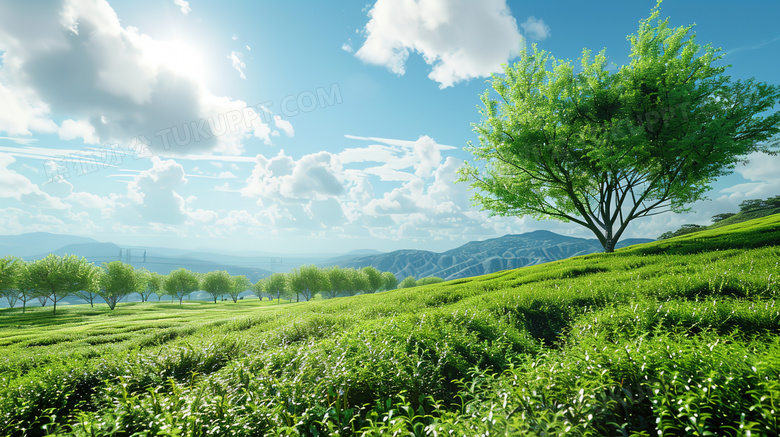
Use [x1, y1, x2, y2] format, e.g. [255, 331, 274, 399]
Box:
[1, 215, 779, 436]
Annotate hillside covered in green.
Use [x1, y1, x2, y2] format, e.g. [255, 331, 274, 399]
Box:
[1, 215, 779, 436]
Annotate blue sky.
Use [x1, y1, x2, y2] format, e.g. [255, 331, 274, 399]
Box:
[0, 0, 778, 254]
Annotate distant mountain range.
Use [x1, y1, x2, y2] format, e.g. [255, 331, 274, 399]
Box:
[0, 231, 653, 285]
[0, 233, 274, 282]
[334, 230, 652, 280]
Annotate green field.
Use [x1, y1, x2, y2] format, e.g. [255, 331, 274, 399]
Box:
[1, 215, 779, 436]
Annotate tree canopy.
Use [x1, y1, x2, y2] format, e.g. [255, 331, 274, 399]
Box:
[163, 268, 200, 305]
[98, 261, 139, 310]
[26, 254, 98, 314]
[458, 4, 780, 252]
[288, 265, 329, 302]
[228, 275, 251, 303]
[201, 270, 232, 303]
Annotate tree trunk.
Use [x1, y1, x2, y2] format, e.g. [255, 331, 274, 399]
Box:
[604, 238, 616, 253]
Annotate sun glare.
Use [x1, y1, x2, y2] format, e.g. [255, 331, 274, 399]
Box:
[148, 39, 207, 84]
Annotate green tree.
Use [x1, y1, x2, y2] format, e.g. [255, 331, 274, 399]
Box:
[97, 261, 138, 310]
[345, 268, 369, 296]
[0, 256, 23, 308]
[13, 262, 36, 313]
[201, 270, 232, 303]
[417, 276, 445, 286]
[134, 268, 156, 302]
[0, 256, 21, 309]
[142, 271, 165, 301]
[27, 254, 97, 315]
[361, 266, 384, 293]
[228, 275, 251, 303]
[258, 273, 287, 302]
[381, 271, 398, 291]
[738, 196, 780, 213]
[164, 268, 200, 305]
[147, 272, 165, 301]
[75, 283, 100, 308]
[288, 265, 329, 302]
[711, 213, 736, 223]
[658, 224, 707, 240]
[458, 4, 780, 253]
[325, 267, 349, 299]
[398, 276, 417, 289]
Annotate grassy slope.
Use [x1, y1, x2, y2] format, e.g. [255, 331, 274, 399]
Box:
[709, 207, 780, 229]
[0, 215, 779, 436]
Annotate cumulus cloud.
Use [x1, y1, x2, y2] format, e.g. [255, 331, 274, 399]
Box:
[0, 0, 270, 155]
[242, 150, 346, 202]
[0, 83, 58, 136]
[355, 0, 522, 88]
[733, 153, 780, 196]
[234, 135, 525, 241]
[520, 16, 550, 41]
[173, 0, 191, 15]
[58, 119, 99, 144]
[124, 156, 189, 224]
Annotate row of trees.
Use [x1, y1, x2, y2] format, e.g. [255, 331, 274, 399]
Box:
[255, 265, 398, 302]
[0, 255, 404, 314]
[0, 254, 157, 314]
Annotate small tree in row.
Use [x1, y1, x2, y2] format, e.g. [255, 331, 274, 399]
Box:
[164, 268, 200, 305]
[25, 254, 97, 315]
[98, 261, 141, 310]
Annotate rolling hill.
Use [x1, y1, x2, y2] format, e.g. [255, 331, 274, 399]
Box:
[337, 230, 653, 280]
[1, 215, 778, 435]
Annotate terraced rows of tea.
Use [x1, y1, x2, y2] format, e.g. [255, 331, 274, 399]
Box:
[1, 215, 779, 436]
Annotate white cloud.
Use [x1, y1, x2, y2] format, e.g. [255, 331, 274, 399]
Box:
[736, 153, 780, 186]
[341, 43, 353, 53]
[412, 135, 442, 177]
[0, 207, 66, 234]
[520, 16, 550, 41]
[0, 153, 66, 209]
[242, 150, 346, 202]
[229, 51, 246, 80]
[58, 119, 99, 144]
[173, 0, 191, 15]
[123, 156, 189, 224]
[0, 0, 270, 156]
[0, 83, 58, 136]
[340, 134, 455, 180]
[355, 0, 522, 88]
[273, 115, 295, 137]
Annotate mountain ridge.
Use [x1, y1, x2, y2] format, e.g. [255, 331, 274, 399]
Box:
[1, 230, 653, 282]
[336, 232, 653, 280]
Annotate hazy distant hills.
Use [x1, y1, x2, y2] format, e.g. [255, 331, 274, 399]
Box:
[0, 232, 99, 258]
[0, 235, 273, 282]
[0, 230, 653, 285]
[336, 230, 653, 280]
